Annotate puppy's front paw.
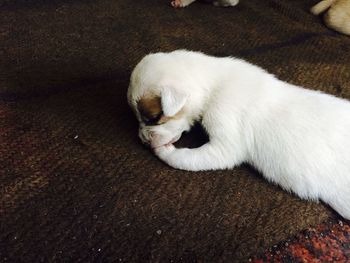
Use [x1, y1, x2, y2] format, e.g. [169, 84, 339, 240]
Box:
[154, 144, 175, 159]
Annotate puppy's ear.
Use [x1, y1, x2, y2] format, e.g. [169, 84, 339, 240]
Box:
[161, 87, 187, 117]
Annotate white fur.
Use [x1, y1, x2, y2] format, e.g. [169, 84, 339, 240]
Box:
[128, 50, 350, 219]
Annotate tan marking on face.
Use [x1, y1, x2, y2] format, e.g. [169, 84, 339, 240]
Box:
[138, 95, 162, 123]
[137, 95, 185, 126]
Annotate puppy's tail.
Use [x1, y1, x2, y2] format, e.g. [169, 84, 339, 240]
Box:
[310, 0, 336, 15]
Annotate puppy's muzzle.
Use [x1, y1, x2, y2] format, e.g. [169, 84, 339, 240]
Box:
[138, 128, 161, 148]
[138, 128, 181, 149]
[138, 128, 154, 146]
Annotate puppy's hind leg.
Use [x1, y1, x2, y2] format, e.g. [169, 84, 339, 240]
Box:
[154, 142, 241, 171]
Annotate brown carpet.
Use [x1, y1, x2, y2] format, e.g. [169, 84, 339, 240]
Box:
[1, 0, 350, 261]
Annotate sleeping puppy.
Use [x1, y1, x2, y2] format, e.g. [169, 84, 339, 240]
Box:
[171, 0, 239, 8]
[127, 50, 350, 219]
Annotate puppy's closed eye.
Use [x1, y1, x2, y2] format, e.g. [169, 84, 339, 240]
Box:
[138, 95, 163, 125]
[143, 112, 163, 126]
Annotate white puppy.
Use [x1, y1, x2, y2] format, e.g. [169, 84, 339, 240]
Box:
[128, 50, 350, 219]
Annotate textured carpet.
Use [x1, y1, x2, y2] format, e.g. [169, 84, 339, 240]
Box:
[252, 219, 350, 262]
[1, 0, 350, 261]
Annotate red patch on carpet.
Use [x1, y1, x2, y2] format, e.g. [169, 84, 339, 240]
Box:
[251, 219, 350, 262]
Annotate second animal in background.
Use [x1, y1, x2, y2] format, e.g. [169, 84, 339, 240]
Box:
[171, 0, 239, 8]
[311, 0, 350, 36]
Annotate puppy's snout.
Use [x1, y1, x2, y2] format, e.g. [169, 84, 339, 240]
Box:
[150, 134, 162, 148]
[138, 128, 155, 145]
[138, 129, 149, 144]
[138, 128, 164, 148]
[149, 131, 155, 139]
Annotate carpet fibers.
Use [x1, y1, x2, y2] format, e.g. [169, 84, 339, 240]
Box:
[1, 0, 350, 261]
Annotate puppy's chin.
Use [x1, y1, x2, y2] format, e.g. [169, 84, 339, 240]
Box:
[150, 134, 182, 149]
